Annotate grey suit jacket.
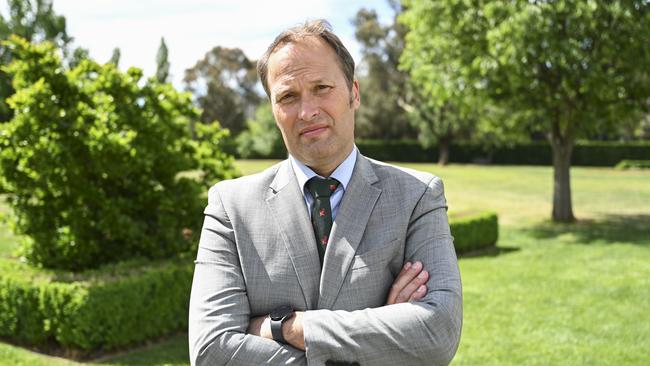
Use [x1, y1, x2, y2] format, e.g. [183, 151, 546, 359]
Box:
[189, 153, 462, 366]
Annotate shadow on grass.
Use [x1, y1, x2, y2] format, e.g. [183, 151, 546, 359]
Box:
[92, 333, 189, 366]
[458, 245, 520, 258]
[525, 214, 650, 246]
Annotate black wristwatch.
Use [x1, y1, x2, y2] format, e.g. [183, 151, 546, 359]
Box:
[270, 305, 294, 344]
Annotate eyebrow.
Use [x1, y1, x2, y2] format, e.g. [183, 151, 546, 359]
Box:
[272, 87, 293, 101]
[311, 79, 332, 86]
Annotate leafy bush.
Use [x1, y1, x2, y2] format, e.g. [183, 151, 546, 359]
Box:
[235, 103, 287, 159]
[0, 255, 193, 352]
[0, 36, 237, 271]
[450, 211, 499, 254]
[614, 160, 650, 170]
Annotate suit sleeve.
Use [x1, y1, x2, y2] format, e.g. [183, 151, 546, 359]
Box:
[188, 185, 307, 366]
[302, 176, 462, 366]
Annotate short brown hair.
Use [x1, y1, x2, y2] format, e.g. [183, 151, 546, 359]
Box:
[257, 19, 355, 98]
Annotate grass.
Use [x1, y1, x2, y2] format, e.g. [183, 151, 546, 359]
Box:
[1, 161, 649, 365]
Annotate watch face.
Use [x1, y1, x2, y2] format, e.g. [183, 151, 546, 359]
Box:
[270, 305, 293, 320]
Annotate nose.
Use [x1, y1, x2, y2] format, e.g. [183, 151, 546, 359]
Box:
[299, 94, 320, 122]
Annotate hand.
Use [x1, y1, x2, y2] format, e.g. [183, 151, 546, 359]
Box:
[386, 261, 429, 305]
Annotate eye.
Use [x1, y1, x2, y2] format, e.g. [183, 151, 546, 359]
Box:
[316, 85, 332, 93]
[277, 93, 296, 104]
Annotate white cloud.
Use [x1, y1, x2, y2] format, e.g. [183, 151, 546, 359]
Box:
[50, 0, 394, 88]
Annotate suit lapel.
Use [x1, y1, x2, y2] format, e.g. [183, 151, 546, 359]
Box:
[318, 154, 381, 309]
[266, 160, 321, 309]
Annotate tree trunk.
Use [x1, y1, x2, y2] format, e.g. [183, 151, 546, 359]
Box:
[549, 133, 576, 222]
[438, 138, 450, 166]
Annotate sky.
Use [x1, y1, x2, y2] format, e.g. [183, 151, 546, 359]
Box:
[41, 0, 396, 88]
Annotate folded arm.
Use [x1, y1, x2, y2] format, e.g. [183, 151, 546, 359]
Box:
[296, 177, 462, 365]
[248, 259, 431, 350]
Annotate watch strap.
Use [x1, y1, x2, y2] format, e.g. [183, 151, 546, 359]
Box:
[271, 317, 286, 343]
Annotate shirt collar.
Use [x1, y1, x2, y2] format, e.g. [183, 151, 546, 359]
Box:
[290, 145, 357, 192]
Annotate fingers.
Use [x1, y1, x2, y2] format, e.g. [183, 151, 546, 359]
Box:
[386, 261, 429, 305]
[408, 276, 429, 302]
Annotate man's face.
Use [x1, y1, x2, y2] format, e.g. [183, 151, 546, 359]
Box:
[266, 37, 360, 174]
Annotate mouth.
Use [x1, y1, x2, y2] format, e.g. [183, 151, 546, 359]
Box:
[299, 125, 328, 138]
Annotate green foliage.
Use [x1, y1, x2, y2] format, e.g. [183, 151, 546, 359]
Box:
[450, 211, 498, 254]
[0, 36, 236, 271]
[0, 255, 193, 352]
[184, 46, 260, 136]
[193, 122, 239, 186]
[401, 0, 650, 140]
[352, 7, 416, 139]
[235, 103, 286, 158]
[108, 47, 121, 67]
[0, 0, 72, 122]
[615, 160, 650, 170]
[156, 37, 170, 83]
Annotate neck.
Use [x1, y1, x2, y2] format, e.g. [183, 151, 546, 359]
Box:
[306, 144, 354, 177]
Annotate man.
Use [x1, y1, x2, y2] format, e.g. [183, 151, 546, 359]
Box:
[189, 20, 462, 366]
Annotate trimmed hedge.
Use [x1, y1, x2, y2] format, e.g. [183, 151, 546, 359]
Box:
[355, 140, 650, 167]
[0, 255, 193, 352]
[450, 211, 499, 254]
[615, 160, 650, 169]
[0, 211, 498, 353]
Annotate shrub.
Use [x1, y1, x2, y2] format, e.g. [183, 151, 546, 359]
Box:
[235, 103, 287, 159]
[0, 255, 194, 352]
[0, 36, 237, 271]
[450, 211, 499, 254]
[615, 160, 650, 170]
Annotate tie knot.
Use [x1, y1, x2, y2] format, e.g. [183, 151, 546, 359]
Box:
[306, 177, 340, 199]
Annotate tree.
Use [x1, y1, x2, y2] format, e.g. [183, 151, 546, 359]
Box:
[68, 46, 89, 68]
[108, 47, 120, 66]
[354, 4, 482, 164]
[156, 37, 170, 83]
[0, 0, 71, 122]
[0, 36, 237, 271]
[401, 0, 650, 221]
[184, 46, 260, 137]
[400, 89, 478, 165]
[235, 103, 285, 158]
[352, 5, 417, 140]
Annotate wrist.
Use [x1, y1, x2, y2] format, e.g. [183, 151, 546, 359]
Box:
[283, 311, 305, 350]
[270, 305, 294, 344]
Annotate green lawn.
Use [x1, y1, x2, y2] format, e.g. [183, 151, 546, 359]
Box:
[1, 161, 649, 365]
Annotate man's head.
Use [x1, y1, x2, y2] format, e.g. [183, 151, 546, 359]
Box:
[258, 19, 360, 177]
[258, 20, 356, 99]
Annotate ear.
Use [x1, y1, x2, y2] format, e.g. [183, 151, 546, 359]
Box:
[350, 79, 360, 109]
